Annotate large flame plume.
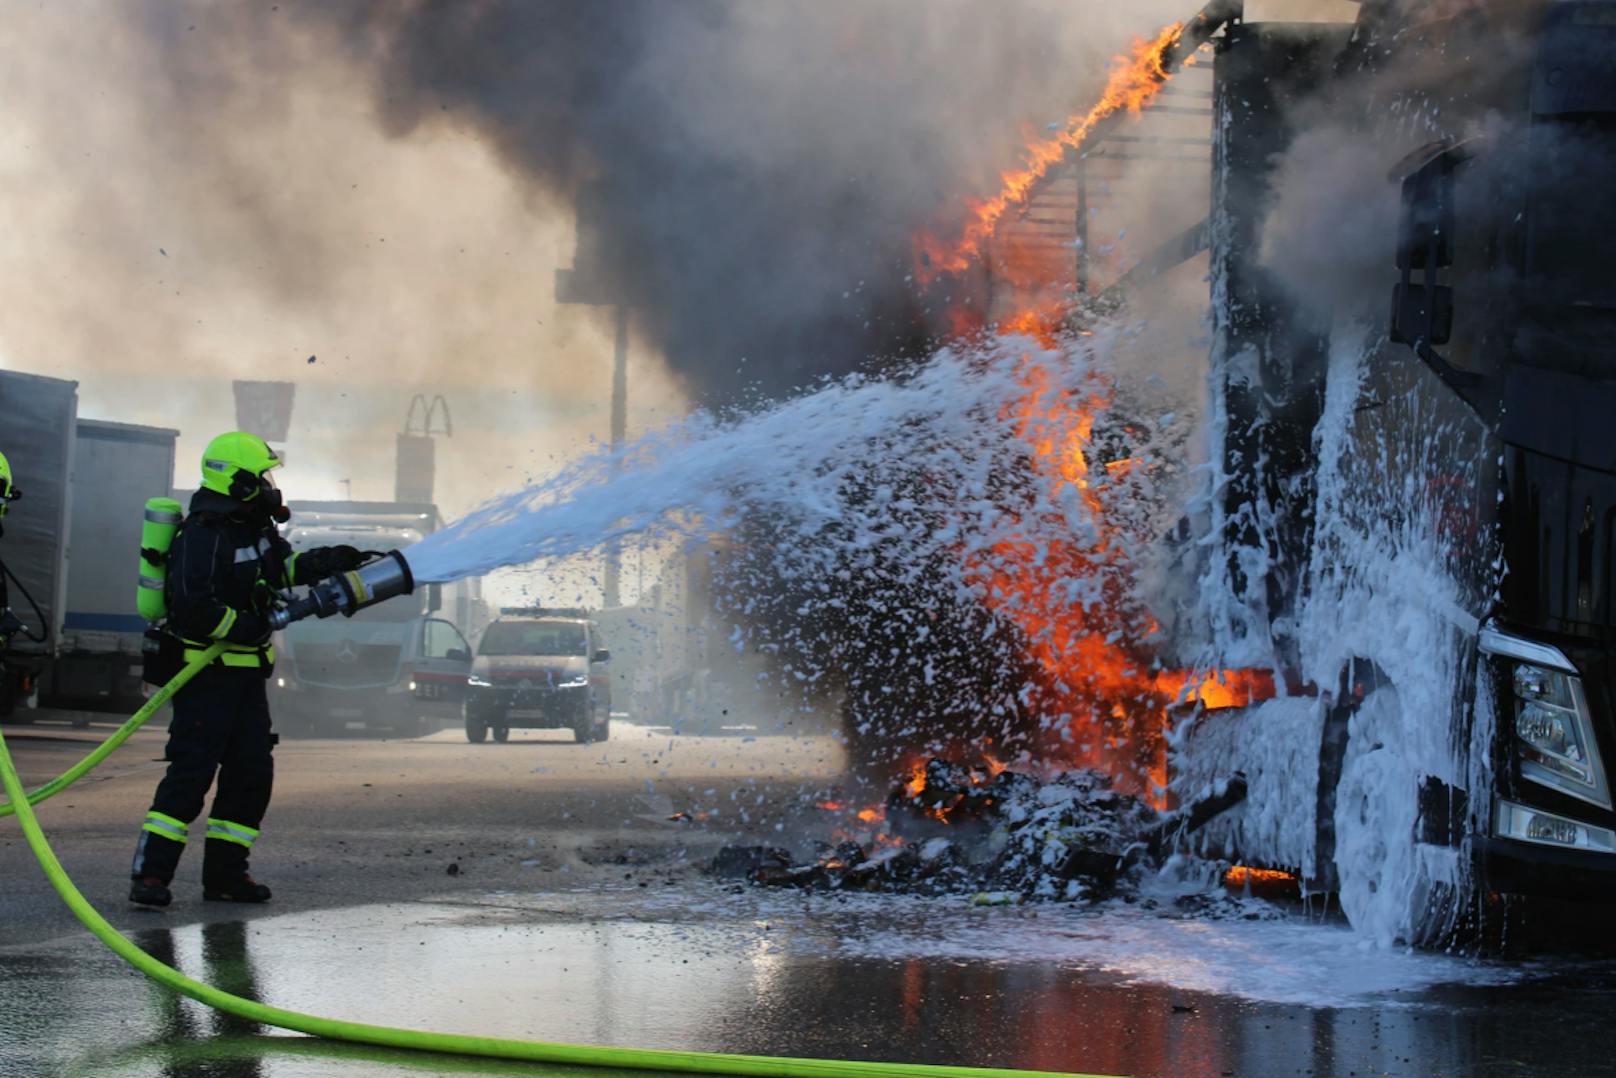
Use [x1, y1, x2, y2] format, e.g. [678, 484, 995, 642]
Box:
[915, 20, 1189, 283]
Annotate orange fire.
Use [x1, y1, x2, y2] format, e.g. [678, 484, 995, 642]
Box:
[895, 15, 1267, 817]
[959, 354, 1271, 808]
[916, 20, 1189, 282]
[1223, 865, 1298, 889]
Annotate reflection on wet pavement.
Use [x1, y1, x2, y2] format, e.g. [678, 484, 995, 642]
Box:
[3, 885, 1614, 1077]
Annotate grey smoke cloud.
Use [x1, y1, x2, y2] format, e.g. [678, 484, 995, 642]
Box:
[310, 0, 1188, 401]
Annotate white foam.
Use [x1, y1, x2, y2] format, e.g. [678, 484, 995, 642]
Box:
[781, 893, 1519, 1008]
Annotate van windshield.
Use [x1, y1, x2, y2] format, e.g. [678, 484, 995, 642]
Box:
[478, 621, 587, 657]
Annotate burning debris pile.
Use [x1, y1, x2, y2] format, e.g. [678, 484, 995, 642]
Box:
[715, 760, 1170, 903]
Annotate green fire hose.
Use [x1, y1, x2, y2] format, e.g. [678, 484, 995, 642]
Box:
[0, 660, 1118, 1078]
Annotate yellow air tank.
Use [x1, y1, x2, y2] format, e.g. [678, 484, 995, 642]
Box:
[136, 497, 183, 622]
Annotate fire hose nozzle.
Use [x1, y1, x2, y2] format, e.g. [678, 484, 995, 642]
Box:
[268, 550, 416, 631]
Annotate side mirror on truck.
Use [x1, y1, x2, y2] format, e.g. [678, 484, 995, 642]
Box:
[593, 648, 611, 663]
[1388, 139, 1483, 393]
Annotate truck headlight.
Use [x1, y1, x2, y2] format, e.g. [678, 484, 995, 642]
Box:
[559, 675, 589, 689]
[1480, 625, 1611, 810]
[467, 675, 492, 688]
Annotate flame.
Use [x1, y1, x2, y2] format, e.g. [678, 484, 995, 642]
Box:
[891, 15, 1268, 817]
[1224, 865, 1297, 889]
[916, 21, 1189, 282]
[957, 355, 1273, 808]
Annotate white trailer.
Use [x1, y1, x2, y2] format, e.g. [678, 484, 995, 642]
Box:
[43, 419, 178, 711]
[0, 371, 78, 718]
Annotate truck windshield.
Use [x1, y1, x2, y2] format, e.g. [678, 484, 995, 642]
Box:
[1525, 115, 1616, 315]
[479, 622, 588, 657]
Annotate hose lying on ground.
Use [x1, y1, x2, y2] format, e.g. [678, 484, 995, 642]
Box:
[0, 643, 225, 818]
[0, 671, 1119, 1078]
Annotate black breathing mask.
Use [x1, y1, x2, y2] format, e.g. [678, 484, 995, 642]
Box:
[257, 475, 290, 524]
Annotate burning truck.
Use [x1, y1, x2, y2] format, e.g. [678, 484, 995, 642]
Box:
[724, 0, 1616, 949]
[1165, 0, 1616, 947]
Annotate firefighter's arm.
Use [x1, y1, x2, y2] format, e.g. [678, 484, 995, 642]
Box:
[168, 527, 270, 645]
[288, 544, 363, 586]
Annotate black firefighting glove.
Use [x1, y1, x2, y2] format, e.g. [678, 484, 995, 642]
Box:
[297, 545, 365, 581]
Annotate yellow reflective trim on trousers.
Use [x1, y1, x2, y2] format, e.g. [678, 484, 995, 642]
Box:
[142, 811, 188, 844]
[204, 818, 258, 848]
[209, 607, 239, 640]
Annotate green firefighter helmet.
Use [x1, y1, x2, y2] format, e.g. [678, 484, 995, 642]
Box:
[0, 448, 17, 518]
[199, 431, 281, 502]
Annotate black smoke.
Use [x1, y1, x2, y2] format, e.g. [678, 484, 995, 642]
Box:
[307, 0, 1158, 402]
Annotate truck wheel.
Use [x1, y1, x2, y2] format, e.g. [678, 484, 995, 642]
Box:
[465, 714, 488, 743]
[1329, 677, 1469, 949]
[492, 725, 510, 743]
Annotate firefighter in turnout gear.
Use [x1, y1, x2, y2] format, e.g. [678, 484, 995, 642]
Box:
[129, 432, 363, 907]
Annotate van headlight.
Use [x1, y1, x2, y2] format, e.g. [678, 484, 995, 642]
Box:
[467, 675, 493, 688]
[1481, 625, 1611, 809]
[559, 675, 589, 689]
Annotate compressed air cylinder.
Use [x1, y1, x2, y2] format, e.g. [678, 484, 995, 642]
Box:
[137, 497, 183, 623]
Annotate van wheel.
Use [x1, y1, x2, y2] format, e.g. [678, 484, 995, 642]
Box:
[465, 714, 488, 743]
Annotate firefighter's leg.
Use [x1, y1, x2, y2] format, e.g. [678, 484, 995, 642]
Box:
[201, 674, 274, 898]
[131, 667, 235, 885]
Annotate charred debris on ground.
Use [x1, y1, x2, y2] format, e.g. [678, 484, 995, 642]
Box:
[711, 759, 1267, 909]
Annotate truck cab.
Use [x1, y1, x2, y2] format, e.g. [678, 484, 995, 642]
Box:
[1179, 1, 1616, 943]
[272, 502, 482, 737]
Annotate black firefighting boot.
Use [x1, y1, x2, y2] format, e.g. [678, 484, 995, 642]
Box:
[129, 876, 173, 908]
[202, 875, 273, 903]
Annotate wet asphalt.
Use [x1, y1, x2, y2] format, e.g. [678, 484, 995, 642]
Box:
[2, 711, 1614, 1078]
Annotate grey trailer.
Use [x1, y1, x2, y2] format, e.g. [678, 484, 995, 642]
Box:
[44, 419, 179, 711]
[0, 370, 78, 716]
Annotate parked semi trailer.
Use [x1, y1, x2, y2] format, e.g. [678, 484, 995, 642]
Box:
[43, 419, 178, 712]
[0, 371, 76, 719]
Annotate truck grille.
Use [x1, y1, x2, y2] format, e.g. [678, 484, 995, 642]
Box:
[291, 643, 403, 689]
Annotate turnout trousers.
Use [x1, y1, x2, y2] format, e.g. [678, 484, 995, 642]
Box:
[131, 665, 275, 886]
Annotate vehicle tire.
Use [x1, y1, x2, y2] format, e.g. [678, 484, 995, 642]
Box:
[1329, 677, 1469, 949]
[491, 724, 510, 743]
[465, 713, 488, 743]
